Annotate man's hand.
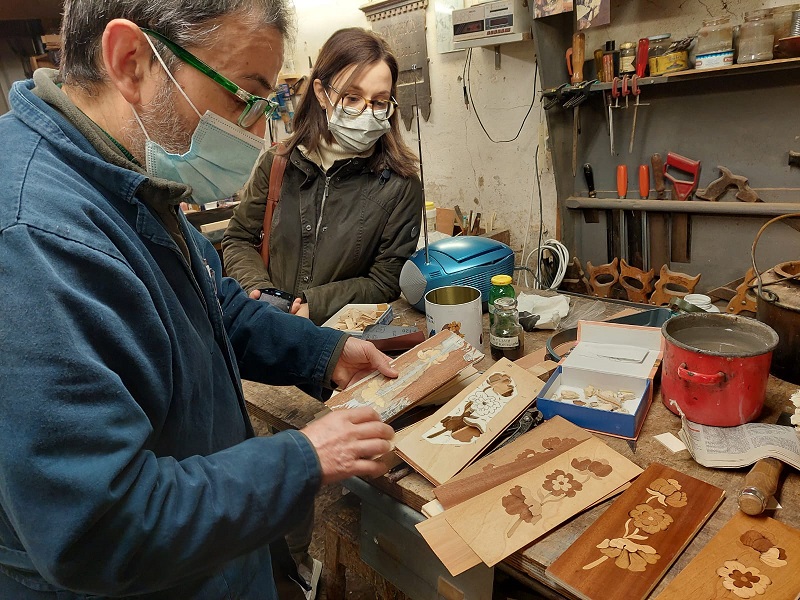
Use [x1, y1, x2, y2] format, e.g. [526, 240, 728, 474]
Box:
[301, 408, 394, 484]
[249, 289, 261, 300]
[331, 338, 398, 389]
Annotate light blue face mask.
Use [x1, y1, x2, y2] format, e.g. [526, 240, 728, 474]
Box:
[132, 35, 265, 205]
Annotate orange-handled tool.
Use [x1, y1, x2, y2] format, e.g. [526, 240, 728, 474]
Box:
[639, 164, 650, 199]
[639, 164, 650, 269]
[617, 165, 628, 198]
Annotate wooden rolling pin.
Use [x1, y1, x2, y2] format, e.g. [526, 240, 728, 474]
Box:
[738, 458, 784, 515]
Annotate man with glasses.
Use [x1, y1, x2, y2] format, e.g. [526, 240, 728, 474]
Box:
[0, 1, 396, 598]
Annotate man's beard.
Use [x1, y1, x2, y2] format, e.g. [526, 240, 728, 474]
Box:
[123, 77, 194, 165]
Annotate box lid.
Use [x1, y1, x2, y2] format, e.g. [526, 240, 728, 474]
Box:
[564, 321, 664, 379]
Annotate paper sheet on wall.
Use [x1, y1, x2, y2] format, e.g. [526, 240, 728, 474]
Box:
[679, 417, 800, 470]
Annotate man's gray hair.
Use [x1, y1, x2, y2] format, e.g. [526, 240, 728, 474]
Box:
[61, 0, 294, 87]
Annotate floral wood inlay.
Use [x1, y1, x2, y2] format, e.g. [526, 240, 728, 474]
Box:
[582, 477, 687, 572]
[740, 530, 788, 568]
[717, 561, 772, 598]
[424, 372, 518, 445]
[501, 457, 613, 538]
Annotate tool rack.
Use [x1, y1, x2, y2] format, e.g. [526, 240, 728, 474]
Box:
[532, 7, 800, 292]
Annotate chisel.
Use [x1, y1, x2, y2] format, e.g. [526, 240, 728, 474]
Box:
[568, 32, 585, 178]
[616, 165, 628, 261]
[639, 164, 650, 269]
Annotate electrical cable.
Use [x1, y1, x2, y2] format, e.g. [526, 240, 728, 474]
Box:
[525, 238, 569, 290]
[463, 48, 538, 144]
[520, 60, 540, 288]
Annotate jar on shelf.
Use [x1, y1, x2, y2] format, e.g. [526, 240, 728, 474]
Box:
[619, 42, 636, 74]
[696, 17, 733, 54]
[737, 9, 775, 63]
[488, 274, 515, 326]
[771, 4, 800, 43]
[647, 34, 671, 75]
[490, 296, 525, 361]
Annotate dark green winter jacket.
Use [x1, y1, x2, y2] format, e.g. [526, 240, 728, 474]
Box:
[223, 146, 423, 324]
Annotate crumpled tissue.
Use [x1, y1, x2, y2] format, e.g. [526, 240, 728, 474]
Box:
[516, 293, 571, 330]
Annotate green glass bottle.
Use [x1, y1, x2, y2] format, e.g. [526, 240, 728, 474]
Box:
[488, 274, 515, 327]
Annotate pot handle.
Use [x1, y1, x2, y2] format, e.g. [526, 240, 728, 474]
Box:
[678, 363, 727, 385]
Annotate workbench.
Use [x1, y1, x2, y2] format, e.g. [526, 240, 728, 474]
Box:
[243, 290, 800, 599]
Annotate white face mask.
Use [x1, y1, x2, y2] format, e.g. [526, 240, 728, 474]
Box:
[325, 96, 391, 153]
[132, 33, 265, 205]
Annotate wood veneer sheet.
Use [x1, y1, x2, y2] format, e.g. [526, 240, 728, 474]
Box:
[324, 330, 483, 423]
[445, 436, 642, 567]
[416, 512, 482, 576]
[433, 415, 592, 509]
[655, 512, 800, 600]
[395, 358, 544, 485]
[547, 463, 725, 600]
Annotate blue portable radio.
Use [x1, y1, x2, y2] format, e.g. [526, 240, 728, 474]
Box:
[399, 237, 515, 312]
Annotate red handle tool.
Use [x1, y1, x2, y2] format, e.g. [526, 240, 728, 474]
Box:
[621, 74, 630, 107]
[636, 38, 649, 77]
[664, 152, 702, 201]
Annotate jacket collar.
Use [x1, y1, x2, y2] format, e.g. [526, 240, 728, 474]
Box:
[288, 145, 374, 182]
[10, 75, 190, 207]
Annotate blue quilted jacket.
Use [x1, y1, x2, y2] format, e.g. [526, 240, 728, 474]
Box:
[0, 78, 346, 598]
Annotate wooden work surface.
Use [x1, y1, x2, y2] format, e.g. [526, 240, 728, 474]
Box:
[243, 290, 800, 599]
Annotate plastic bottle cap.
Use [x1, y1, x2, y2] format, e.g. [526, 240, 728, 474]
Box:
[425, 201, 435, 209]
[491, 275, 513, 286]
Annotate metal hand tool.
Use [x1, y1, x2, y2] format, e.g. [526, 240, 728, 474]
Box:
[582, 163, 600, 224]
[566, 33, 586, 177]
[621, 74, 630, 109]
[609, 77, 620, 155]
[639, 164, 650, 269]
[628, 75, 649, 154]
[664, 152, 702, 263]
[648, 154, 670, 273]
[617, 165, 628, 262]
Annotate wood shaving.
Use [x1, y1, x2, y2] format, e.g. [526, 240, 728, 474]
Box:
[558, 390, 580, 400]
[584, 386, 596, 398]
[330, 305, 388, 331]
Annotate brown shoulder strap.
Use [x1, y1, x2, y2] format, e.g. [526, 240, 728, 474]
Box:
[260, 143, 289, 268]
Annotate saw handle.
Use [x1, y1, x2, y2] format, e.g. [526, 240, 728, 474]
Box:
[651, 154, 666, 199]
[739, 458, 784, 515]
[664, 152, 702, 201]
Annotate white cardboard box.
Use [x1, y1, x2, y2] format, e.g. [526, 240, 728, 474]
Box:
[537, 321, 664, 439]
[321, 304, 394, 337]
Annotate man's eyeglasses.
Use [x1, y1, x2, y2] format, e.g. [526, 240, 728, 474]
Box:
[141, 28, 279, 129]
[327, 84, 398, 121]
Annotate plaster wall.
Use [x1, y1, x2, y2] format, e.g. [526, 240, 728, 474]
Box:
[289, 0, 557, 271]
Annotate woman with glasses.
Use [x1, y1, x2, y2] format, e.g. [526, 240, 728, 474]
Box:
[223, 28, 423, 325]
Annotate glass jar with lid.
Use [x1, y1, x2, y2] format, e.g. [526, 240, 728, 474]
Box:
[490, 296, 525, 361]
[696, 17, 734, 55]
[619, 42, 636, 74]
[488, 274, 515, 326]
[737, 9, 774, 63]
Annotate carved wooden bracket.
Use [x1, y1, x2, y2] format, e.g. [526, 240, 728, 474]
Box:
[360, 0, 428, 21]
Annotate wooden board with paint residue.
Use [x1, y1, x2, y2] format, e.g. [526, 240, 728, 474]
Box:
[547, 463, 725, 600]
[395, 358, 545, 485]
[655, 511, 800, 600]
[445, 436, 642, 567]
[324, 330, 483, 423]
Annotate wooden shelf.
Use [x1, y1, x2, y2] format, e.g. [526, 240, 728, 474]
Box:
[566, 196, 800, 216]
[590, 56, 800, 90]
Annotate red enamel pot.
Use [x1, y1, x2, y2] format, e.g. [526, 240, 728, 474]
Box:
[661, 313, 779, 426]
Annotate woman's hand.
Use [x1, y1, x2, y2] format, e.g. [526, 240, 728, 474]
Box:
[292, 301, 310, 318]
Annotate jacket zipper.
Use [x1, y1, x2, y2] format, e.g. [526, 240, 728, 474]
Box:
[315, 160, 352, 239]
